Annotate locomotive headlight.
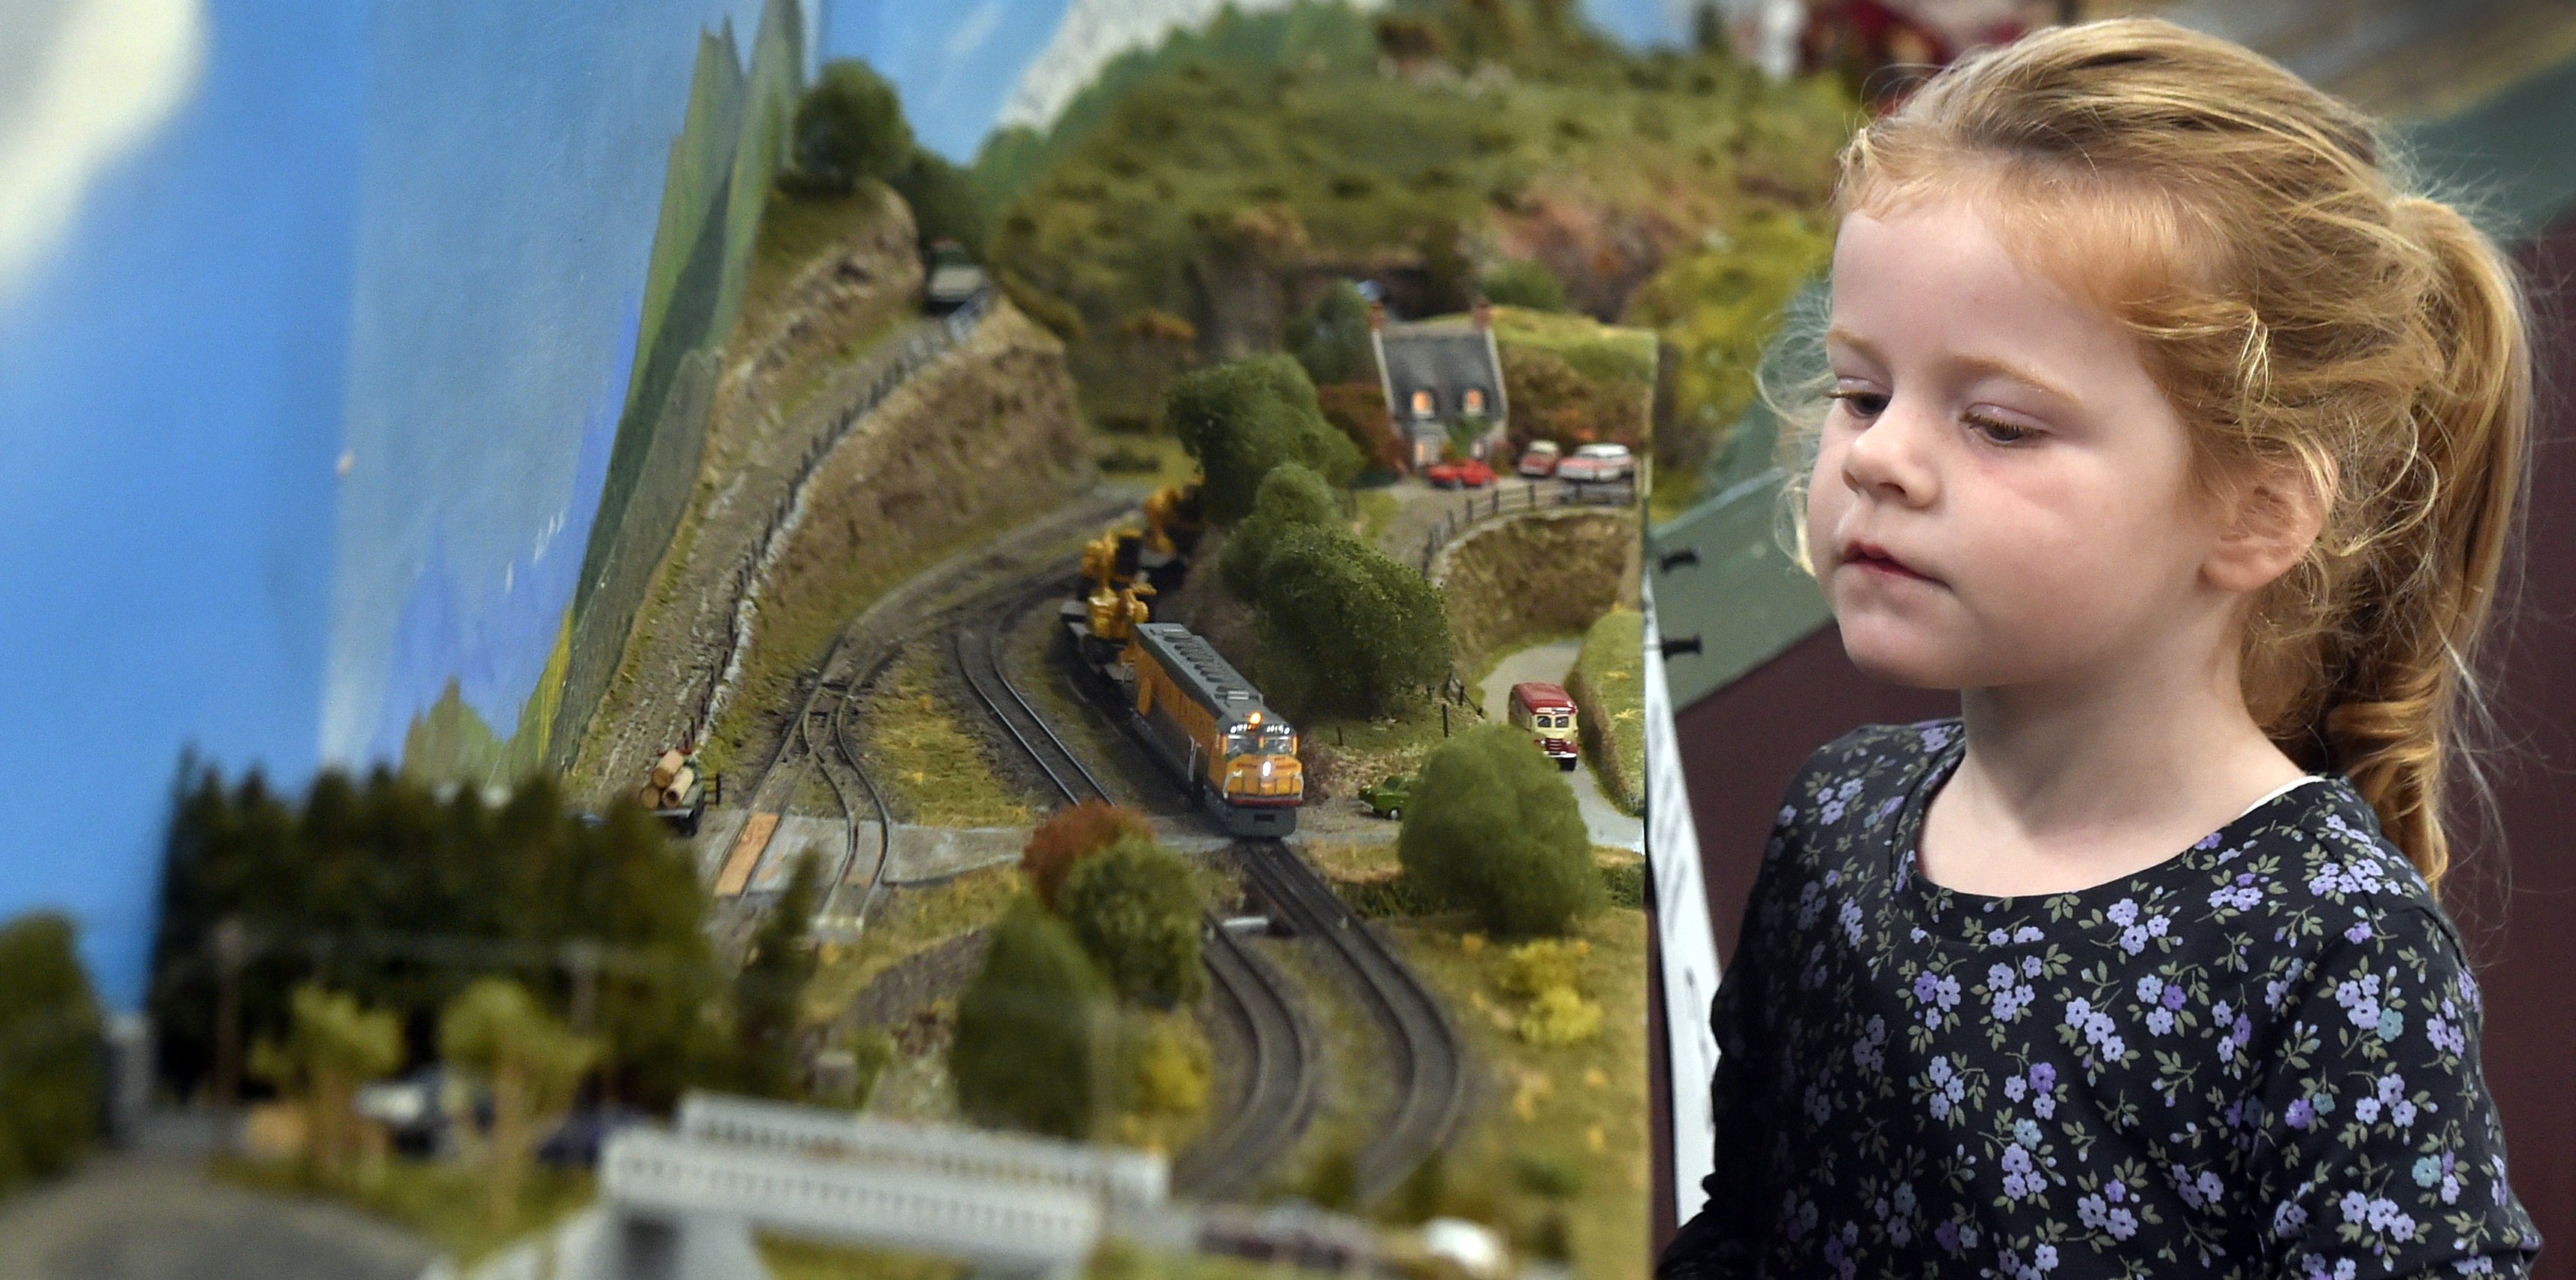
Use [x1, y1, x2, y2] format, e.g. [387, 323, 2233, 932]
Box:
[1261, 759, 1275, 778]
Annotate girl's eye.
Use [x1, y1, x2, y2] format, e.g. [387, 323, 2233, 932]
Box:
[1826, 387, 1888, 418]
[1966, 413, 2037, 445]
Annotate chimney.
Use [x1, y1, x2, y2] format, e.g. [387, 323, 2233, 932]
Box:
[1367, 301, 1386, 332]
[1471, 298, 1492, 331]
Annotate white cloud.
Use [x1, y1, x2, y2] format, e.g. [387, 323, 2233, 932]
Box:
[0, 0, 206, 304]
[943, 0, 1006, 67]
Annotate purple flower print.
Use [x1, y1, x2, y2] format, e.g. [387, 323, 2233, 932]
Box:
[2273, 1199, 2308, 1237]
[1989, 962, 2035, 1022]
[2414, 1152, 2462, 1205]
[2162, 984, 2188, 1010]
[2427, 1007, 2466, 1056]
[2287, 1097, 2315, 1130]
[1853, 1015, 1889, 1074]
[1820, 777, 1864, 823]
[2334, 972, 2384, 1029]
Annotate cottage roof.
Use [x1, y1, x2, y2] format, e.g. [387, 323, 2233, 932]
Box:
[1372, 320, 1505, 427]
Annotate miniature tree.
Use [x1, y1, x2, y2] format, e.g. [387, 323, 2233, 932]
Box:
[789, 59, 914, 195]
[1481, 260, 1568, 312]
[439, 979, 598, 1229]
[1117, 1013, 1213, 1118]
[1021, 800, 1155, 910]
[1399, 725, 1602, 936]
[148, 761, 722, 1113]
[1219, 461, 1342, 596]
[735, 850, 823, 1099]
[1290, 280, 1375, 386]
[1255, 524, 1454, 717]
[1316, 381, 1405, 474]
[249, 984, 404, 1183]
[0, 913, 102, 1194]
[1164, 355, 1362, 523]
[951, 897, 1112, 1139]
[1054, 838, 1206, 1008]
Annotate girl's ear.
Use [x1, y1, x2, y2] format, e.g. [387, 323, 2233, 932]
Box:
[2203, 456, 2327, 594]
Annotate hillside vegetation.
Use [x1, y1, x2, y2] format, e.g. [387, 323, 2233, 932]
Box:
[976, 0, 1852, 511]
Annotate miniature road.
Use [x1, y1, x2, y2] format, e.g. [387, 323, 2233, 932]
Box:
[1482, 638, 1645, 852]
[0, 1152, 433, 1280]
[1371, 475, 1542, 565]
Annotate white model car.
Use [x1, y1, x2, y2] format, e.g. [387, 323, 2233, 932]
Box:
[1555, 441, 1635, 483]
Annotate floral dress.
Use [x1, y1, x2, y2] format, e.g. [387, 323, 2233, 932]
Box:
[1657, 721, 2541, 1280]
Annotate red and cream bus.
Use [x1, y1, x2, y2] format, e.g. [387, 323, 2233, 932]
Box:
[1508, 682, 1580, 771]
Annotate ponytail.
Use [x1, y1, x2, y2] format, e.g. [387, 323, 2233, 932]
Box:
[2315, 198, 2531, 886]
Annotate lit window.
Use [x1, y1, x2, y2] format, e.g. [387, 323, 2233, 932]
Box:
[1463, 388, 1485, 414]
[1411, 389, 1435, 418]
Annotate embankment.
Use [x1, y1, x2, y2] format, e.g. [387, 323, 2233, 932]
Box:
[1433, 508, 1641, 684]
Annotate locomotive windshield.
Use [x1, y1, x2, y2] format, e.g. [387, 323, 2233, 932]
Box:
[1225, 718, 1296, 756]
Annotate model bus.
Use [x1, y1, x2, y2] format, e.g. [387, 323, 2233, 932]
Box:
[1508, 682, 1580, 771]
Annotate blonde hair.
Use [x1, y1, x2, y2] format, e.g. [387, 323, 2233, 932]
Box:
[1790, 18, 2532, 886]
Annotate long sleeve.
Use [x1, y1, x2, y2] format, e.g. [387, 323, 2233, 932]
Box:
[2244, 905, 2541, 1279]
[1657, 826, 1787, 1280]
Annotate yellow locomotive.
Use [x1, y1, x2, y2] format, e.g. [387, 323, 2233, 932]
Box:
[1123, 623, 1303, 835]
[1062, 484, 1300, 835]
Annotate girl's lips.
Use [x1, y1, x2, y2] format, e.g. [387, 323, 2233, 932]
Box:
[1844, 541, 1937, 584]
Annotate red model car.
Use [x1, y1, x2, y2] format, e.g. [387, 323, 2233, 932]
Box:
[1426, 457, 1496, 488]
[1516, 439, 1560, 478]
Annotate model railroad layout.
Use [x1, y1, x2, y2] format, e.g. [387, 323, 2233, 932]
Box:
[1042, 496, 1469, 1203]
[947, 568, 1320, 1200]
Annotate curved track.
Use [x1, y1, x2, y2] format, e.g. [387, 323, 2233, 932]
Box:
[802, 651, 900, 936]
[1231, 836, 1467, 1201]
[948, 571, 1318, 1199]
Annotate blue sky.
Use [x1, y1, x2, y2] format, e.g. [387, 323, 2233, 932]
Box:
[0, 3, 366, 1008]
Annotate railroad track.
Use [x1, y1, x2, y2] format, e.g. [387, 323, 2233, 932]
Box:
[947, 569, 1318, 1200]
[1231, 836, 1467, 1202]
[708, 489, 1141, 940]
[800, 652, 900, 937]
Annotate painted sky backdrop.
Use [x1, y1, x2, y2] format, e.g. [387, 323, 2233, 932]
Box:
[0, 0, 1696, 1011]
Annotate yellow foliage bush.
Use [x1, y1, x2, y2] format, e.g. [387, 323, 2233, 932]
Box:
[1125, 1015, 1212, 1118]
[1516, 986, 1602, 1046]
[1495, 938, 1590, 1000]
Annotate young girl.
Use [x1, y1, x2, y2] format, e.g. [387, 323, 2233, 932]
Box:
[1659, 19, 2542, 1279]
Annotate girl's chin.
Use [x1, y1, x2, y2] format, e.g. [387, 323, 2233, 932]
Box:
[1833, 620, 1974, 690]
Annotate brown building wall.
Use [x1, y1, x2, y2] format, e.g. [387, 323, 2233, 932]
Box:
[1662, 216, 2576, 1272]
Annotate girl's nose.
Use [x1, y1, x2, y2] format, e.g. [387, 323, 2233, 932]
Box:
[1841, 400, 1940, 507]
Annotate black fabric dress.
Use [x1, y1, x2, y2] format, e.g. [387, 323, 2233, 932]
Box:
[1657, 720, 2541, 1280]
